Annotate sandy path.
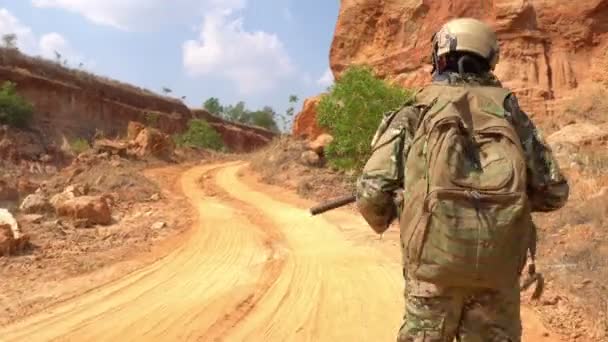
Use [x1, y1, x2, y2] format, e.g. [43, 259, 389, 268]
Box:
[0, 162, 560, 341]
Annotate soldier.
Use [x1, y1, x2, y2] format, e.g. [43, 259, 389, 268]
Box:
[355, 18, 569, 342]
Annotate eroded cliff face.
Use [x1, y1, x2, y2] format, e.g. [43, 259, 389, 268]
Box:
[329, 0, 608, 128]
[291, 96, 324, 139]
[0, 49, 274, 153]
[192, 110, 274, 152]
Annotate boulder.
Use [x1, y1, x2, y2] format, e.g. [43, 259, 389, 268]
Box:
[55, 195, 112, 226]
[307, 134, 334, 155]
[127, 121, 146, 141]
[21, 214, 44, 224]
[19, 193, 51, 214]
[128, 128, 175, 160]
[49, 185, 84, 208]
[0, 208, 27, 256]
[300, 151, 321, 167]
[93, 139, 129, 157]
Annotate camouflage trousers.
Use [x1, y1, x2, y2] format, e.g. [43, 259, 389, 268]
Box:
[397, 276, 522, 342]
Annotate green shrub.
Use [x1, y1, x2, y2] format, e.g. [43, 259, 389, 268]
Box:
[144, 111, 160, 127]
[174, 119, 224, 151]
[0, 81, 33, 127]
[70, 138, 90, 155]
[317, 65, 412, 171]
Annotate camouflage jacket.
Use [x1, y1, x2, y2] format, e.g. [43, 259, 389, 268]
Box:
[355, 72, 570, 234]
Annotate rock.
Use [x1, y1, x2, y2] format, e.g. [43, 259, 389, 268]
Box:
[54, 195, 112, 226]
[0, 208, 21, 239]
[292, 96, 325, 139]
[19, 193, 51, 214]
[0, 208, 28, 256]
[93, 139, 129, 157]
[547, 123, 608, 147]
[329, 0, 608, 119]
[17, 178, 39, 197]
[49, 186, 78, 208]
[151, 221, 167, 230]
[150, 193, 161, 202]
[307, 134, 334, 155]
[0, 179, 18, 202]
[110, 159, 122, 168]
[22, 214, 44, 224]
[0, 222, 15, 257]
[40, 154, 53, 163]
[127, 121, 146, 141]
[128, 128, 175, 160]
[44, 165, 59, 175]
[300, 151, 321, 167]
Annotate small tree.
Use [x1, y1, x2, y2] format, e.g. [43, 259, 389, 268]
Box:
[0, 81, 34, 128]
[203, 97, 223, 115]
[281, 94, 299, 132]
[317, 65, 412, 171]
[54, 51, 62, 64]
[249, 106, 279, 132]
[174, 119, 224, 151]
[161, 87, 172, 95]
[2, 33, 17, 49]
[224, 101, 249, 123]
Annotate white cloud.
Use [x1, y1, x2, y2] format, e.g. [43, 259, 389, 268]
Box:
[0, 8, 89, 67]
[31, 0, 247, 31]
[183, 10, 295, 95]
[317, 67, 334, 87]
[0, 8, 37, 52]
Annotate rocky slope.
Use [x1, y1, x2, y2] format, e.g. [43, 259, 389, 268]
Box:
[332, 0, 608, 118]
[290, 96, 324, 140]
[0, 48, 274, 152]
[294, 0, 608, 138]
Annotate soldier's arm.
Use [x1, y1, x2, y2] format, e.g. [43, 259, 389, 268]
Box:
[504, 94, 569, 212]
[356, 106, 421, 234]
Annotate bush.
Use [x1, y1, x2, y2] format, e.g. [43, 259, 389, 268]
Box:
[174, 119, 224, 151]
[317, 65, 412, 171]
[70, 138, 90, 155]
[144, 111, 160, 128]
[0, 81, 33, 127]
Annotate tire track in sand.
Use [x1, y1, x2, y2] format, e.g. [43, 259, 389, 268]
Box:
[0, 161, 560, 341]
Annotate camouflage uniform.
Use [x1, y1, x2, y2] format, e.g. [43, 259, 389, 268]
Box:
[356, 72, 569, 342]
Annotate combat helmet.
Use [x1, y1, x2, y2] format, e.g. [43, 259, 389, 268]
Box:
[431, 18, 500, 72]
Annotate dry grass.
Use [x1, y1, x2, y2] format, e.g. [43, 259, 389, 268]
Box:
[562, 85, 608, 125]
[249, 136, 353, 201]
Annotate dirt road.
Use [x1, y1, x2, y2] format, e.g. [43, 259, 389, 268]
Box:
[0, 162, 560, 341]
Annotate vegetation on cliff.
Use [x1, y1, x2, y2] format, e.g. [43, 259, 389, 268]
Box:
[203, 95, 299, 133]
[0, 81, 33, 128]
[173, 119, 225, 151]
[317, 66, 412, 171]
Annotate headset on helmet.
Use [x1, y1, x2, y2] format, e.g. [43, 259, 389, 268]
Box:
[431, 18, 500, 74]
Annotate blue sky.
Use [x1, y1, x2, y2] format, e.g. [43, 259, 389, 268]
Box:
[0, 0, 339, 124]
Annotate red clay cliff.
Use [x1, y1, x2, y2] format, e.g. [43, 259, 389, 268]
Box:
[294, 0, 608, 137]
[0, 49, 274, 153]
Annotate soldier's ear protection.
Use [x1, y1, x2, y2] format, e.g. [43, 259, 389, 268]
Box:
[430, 33, 439, 74]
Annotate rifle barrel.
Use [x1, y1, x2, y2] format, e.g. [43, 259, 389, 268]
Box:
[309, 195, 357, 216]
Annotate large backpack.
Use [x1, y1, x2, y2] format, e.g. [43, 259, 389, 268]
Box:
[400, 84, 534, 289]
